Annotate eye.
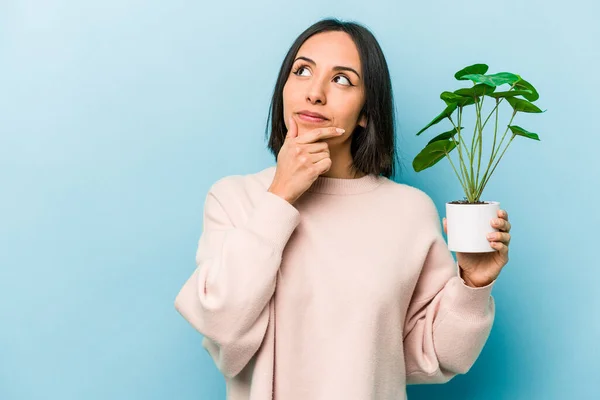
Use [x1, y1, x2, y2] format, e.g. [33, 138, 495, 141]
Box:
[334, 75, 352, 86]
[292, 65, 311, 77]
[292, 64, 354, 87]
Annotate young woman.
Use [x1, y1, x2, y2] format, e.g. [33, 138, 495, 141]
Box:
[175, 18, 512, 400]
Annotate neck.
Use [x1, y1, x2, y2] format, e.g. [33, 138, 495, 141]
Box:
[320, 141, 364, 179]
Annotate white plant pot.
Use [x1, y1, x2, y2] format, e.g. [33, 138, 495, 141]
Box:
[445, 201, 500, 253]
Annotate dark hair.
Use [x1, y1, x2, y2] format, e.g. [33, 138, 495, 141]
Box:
[264, 18, 399, 179]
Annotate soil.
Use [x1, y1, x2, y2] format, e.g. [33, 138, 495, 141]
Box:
[448, 199, 490, 204]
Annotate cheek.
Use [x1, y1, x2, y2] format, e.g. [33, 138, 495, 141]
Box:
[282, 82, 290, 103]
[283, 77, 300, 95]
[282, 82, 293, 119]
[282, 81, 300, 109]
[334, 95, 363, 122]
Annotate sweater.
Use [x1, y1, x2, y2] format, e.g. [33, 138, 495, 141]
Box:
[174, 165, 496, 400]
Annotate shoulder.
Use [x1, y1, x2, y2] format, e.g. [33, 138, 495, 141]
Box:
[203, 166, 277, 224]
[379, 179, 437, 213]
[407, 185, 438, 215]
[208, 165, 276, 199]
[378, 179, 441, 236]
[199, 165, 276, 225]
[405, 185, 442, 234]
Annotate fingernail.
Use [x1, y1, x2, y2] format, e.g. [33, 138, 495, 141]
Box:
[487, 233, 495, 239]
[336, 128, 345, 133]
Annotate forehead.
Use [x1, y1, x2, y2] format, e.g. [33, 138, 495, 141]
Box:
[296, 31, 361, 71]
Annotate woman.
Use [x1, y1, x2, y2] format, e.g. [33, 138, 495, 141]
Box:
[175, 18, 511, 400]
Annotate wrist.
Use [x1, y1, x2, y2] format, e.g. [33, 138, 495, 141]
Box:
[460, 268, 493, 288]
[268, 186, 295, 205]
[460, 270, 477, 288]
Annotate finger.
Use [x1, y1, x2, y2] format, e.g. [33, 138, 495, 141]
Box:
[296, 126, 344, 144]
[498, 209, 508, 221]
[490, 241, 503, 251]
[299, 126, 344, 143]
[491, 218, 511, 232]
[308, 151, 330, 164]
[313, 157, 332, 174]
[488, 231, 510, 244]
[286, 115, 298, 139]
[490, 241, 509, 255]
[305, 142, 330, 154]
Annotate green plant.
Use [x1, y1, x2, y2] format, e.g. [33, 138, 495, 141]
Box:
[412, 63, 545, 203]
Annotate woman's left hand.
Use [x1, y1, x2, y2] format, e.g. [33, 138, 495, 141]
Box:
[443, 209, 511, 288]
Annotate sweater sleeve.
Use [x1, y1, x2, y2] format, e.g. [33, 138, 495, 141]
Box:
[403, 197, 496, 385]
[174, 181, 301, 378]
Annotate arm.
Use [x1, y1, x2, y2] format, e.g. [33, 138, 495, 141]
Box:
[403, 197, 496, 384]
[175, 181, 300, 378]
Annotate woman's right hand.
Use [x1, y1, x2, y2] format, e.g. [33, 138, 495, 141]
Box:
[268, 115, 345, 205]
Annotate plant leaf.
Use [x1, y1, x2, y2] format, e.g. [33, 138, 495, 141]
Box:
[514, 78, 539, 101]
[508, 125, 541, 141]
[454, 83, 497, 98]
[506, 97, 546, 113]
[487, 89, 534, 99]
[427, 127, 464, 145]
[461, 72, 521, 87]
[455, 63, 489, 81]
[440, 91, 475, 107]
[416, 103, 458, 136]
[413, 140, 458, 172]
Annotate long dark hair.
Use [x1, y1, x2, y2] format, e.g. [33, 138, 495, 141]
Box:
[264, 18, 398, 178]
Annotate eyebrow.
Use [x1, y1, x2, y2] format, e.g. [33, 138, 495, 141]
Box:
[293, 56, 361, 80]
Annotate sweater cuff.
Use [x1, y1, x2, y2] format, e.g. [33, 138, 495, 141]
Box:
[443, 275, 495, 322]
[244, 190, 301, 254]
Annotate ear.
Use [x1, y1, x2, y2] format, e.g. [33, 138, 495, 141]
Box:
[358, 112, 368, 128]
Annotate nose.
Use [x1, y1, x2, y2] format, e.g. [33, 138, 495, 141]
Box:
[306, 77, 326, 105]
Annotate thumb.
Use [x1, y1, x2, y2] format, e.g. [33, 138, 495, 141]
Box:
[286, 115, 298, 139]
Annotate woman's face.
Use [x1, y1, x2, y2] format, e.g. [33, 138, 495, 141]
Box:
[283, 31, 367, 140]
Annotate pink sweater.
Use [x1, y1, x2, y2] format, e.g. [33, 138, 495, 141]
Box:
[175, 165, 495, 400]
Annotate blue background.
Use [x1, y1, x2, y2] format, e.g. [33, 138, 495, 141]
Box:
[1, 0, 598, 399]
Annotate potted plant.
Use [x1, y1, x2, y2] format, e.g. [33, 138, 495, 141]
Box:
[413, 63, 544, 253]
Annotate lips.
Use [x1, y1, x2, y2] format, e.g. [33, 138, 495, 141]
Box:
[297, 110, 328, 123]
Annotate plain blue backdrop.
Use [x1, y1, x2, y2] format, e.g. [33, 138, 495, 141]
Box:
[1, 0, 598, 399]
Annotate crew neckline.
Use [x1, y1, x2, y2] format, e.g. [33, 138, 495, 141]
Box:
[264, 166, 384, 195]
[307, 172, 384, 195]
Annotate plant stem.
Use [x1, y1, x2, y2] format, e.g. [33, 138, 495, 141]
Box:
[481, 99, 502, 132]
[480, 82, 516, 132]
[477, 134, 516, 199]
[449, 116, 472, 160]
[444, 150, 469, 195]
[489, 98, 500, 172]
[475, 95, 485, 200]
[447, 115, 471, 189]
[458, 107, 475, 195]
[467, 103, 476, 194]
[476, 109, 517, 198]
[447, 113, 478, 201]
